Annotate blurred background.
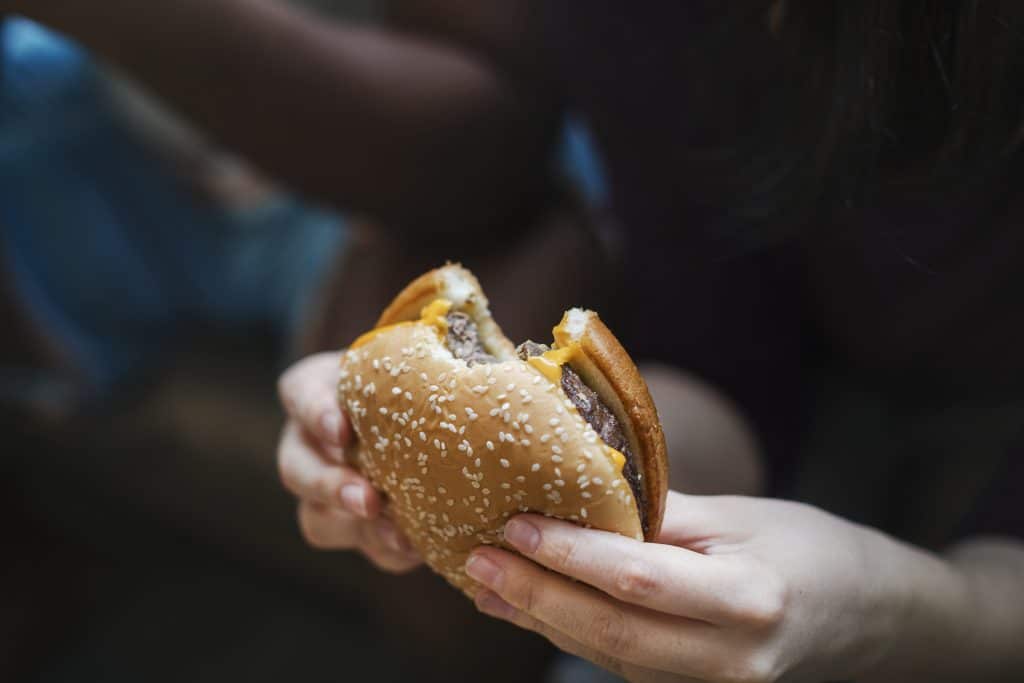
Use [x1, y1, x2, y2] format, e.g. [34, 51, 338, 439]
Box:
[0, 1, 611, 680]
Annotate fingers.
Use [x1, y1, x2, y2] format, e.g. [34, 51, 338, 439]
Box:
[278, 354, 423, 574]
[278, 352, 350, 453]
[654, 490, 732, 549]
[278, 420, 381, 517]
[500, 513, 755, 624]
[475, 592, 687, 683]
[298, 502, 421, 574]
[465, 547, 725, 676]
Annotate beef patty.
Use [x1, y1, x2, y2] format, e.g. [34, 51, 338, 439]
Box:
[445, 312, 496, 366]
[516, 341, 648, 534]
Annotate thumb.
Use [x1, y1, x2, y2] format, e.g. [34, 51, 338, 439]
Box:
[654, 491, 746, 548]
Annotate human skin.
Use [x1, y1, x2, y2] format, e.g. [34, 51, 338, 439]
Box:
[12, 0, 1024, 678]
[279, 355, 1024, 682]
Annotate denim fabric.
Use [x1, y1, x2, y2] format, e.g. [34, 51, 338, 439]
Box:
[0, 18, 347, 397]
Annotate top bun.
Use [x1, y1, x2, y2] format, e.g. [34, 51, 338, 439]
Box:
[338, 264, 667, 594]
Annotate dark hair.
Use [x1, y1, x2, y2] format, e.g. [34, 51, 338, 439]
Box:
[703, 2, 1024, 229]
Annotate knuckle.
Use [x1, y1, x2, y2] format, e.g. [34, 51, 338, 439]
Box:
[297, 506, 327, 548]
[590, 609, 633, 656]
[277, 366, 303, 409]
[277, 437, 300, 494]
[546, 532, 581, 570]
[314, 471, 341, 502]
[611, 559, 658, 602]
[507, 573, 541, 614]
[738, 571, 788, 628]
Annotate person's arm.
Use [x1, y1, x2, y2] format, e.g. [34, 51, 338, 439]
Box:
[464, 493, 1024, 682]
[14, 0, 559, 237]
[864, 536, 1024, 683]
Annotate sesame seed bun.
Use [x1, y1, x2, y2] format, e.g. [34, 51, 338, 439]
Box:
[337, 265, 668, 594]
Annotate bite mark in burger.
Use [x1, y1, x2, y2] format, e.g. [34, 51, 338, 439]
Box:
[517, 342, 648, 534]
[338, 265, 668, 594]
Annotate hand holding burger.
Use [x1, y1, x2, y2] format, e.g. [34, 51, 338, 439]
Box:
[336, 264, 669, 592]
[279, 265, 1010, 683]
[277, 352, 422, 573]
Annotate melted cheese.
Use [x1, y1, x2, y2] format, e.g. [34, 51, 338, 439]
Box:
[607, 447, 626, 471]
[350, 298, 453, 349]
[526, 343, 579, 383]
[526, 315, 628, 476]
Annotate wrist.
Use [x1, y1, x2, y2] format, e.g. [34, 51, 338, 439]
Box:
[853, 528, 977, 683]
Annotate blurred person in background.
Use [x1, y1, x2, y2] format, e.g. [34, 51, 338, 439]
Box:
[8, 1, 1024, 682]
[0, 15, 346, 415]
[0, 5, 605, 681]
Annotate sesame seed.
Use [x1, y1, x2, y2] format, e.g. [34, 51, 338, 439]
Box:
[404, 391, 413, 401]
[581, 507, 588, 519]
[531, 463, 541, 472]
[515, 475, 526, 483]
[486, 441, 495, 451]
[539, 434, 551, 443]
[552, 444, 563, 454]
[549, 418, 560, 427]
[500, 458, 510, 468]
[551, 455, 564, 464]
[379, 407, 388, 415]
[542, 483, 552, 491]
[554, 479, 565, 487]
[582, 491, 592, 498]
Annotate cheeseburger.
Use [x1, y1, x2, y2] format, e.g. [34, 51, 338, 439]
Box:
[338, 265, 668, 593]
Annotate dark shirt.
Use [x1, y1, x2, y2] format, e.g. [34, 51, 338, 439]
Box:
[540, 1, 1024, 544]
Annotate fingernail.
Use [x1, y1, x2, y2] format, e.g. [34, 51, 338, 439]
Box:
[475, 590, 516, 619]
[465, 553, 503, 589]
[320, 410, 341, 444]
[340, 484, 367, 517]
[504, 518, 540, 554]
